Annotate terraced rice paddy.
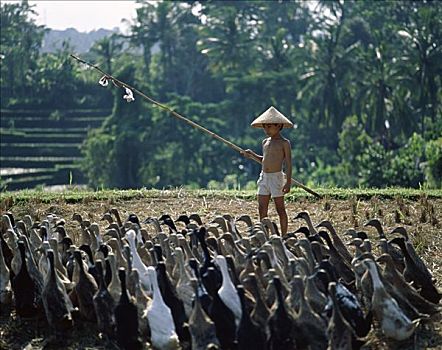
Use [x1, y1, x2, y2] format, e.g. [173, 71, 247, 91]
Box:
[0, 109, 110, 190]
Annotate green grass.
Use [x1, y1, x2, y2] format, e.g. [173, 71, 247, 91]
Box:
[1, 187, 441, 205]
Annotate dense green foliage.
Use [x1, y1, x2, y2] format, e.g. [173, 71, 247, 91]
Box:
[1, 1, 441, 189]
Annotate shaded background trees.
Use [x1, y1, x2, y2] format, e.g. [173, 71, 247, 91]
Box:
[1, 0, 441, 189]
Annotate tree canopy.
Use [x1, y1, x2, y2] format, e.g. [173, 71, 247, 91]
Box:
[1, 0, 441, 189]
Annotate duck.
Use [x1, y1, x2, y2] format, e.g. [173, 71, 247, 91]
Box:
[129, 268, 152, 338]
[261, 217, 279, 237]
[72, 213, 92, 246]
[189, 213, 204, 226]
[88, 223, 103, 252]
[364, 259, 420, 340]
[258, 244, 290, 289]
[290, 276, 328, 350]
[242, 272, 270, 334]
[376, 254, 440, 316]
[317, 230, 355, 284]
[327, 282, 363, 350]
[21, 235, 45, 299]
[293, 211, 318, 236]
[188, 258, 212, 315]
[2, 213, 17, 236]
[390, 227, 434, 283]
[176, 214, 198, 231]
[204, 266, 237, 350]
[110, 208, 125, 232]
[72, 249, 98, 321]
[156, 261, 190, 345]
[222, 214, 242, 239]
[319, 261, 371, 338]
[267, 276, 297, 350]
[364, 218, 405, 272]
[124, 245, 139, 297]
[235, 214, 254, 235]
[106, 237, 127, 269]
[179, 230, 197, 256]
[15, 220, 28, 238]
[215, 255, 242, 326]
[310, 241, 327, 264]
[48, 238, 67, 277]
[106, 253, 122, 303]
[304, 272, 328, 316]
[101, 212, 114, 226]
[225, 255, 241, 289]
[92, 260, 116, 340]
[211, 216, 229, 234]
[114, 268, 142, 350]
[220, 233, 246, 270]
[42, 249, 73, 337]
[1, 223, 14, 268]
[295, 238, 316, 274]
[240, 237, 253, 256]
[146, 266, 181, 350]
[158, 214, 179, 233]
[157, 233, 176, 276]
[79, 244, 99, 284]
[173, 247, 194, 317]
[344, 229, 368, 240]
[106, 223, 124, 239]
[389, 237, 441, 304]
[236, 284, 267, 350]
[269, 235, 295, 271]
[0, 240, 12, 307]
[316, 220, 353, 264]
[238, 255, 255, 284]
[3, 229, 20, 275]
[195, 227, 217, 279]
[144, 216, 163, 234]
[125, 229, 151, 292]
[188, 278, 220, 350]
[11, 241, 39, 318]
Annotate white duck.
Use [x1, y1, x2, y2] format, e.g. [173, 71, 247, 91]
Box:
[146, 266, 180, 350]
[364, 259, 420, 340]
[215, 255, 242, 326]
[125, 229, 151, 293]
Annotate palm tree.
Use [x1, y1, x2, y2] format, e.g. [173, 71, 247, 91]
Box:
[90, 34, 123, 76]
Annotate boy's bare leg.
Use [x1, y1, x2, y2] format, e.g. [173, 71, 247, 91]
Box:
[273, 196, 288, 236]
[258, 195, 271, 220]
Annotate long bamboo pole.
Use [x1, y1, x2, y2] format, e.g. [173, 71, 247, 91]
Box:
[70, 54, 322, 198]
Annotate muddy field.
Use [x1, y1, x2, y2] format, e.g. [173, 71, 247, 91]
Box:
[1, 191, 441, 349]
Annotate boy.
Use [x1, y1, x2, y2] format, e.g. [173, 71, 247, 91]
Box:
[241, 106, 293, 236]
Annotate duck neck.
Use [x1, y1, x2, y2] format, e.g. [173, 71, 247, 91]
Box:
[218, 258, 235, 291]
[150, 270, 165, 304]
[367, 262, 383, 290]
[48, 253, 57, 281]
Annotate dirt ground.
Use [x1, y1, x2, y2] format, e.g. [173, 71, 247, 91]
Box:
[1, 192, 441, 349]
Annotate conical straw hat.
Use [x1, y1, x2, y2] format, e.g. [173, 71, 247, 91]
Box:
[251, 106, 293, 128]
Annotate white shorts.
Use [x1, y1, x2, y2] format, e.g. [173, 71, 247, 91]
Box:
[257, 171, 287, 198]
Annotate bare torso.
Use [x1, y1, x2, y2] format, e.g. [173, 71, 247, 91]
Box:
[262, 137, 287, 173]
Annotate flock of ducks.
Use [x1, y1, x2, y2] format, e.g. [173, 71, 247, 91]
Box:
[0, 208, 441, 349]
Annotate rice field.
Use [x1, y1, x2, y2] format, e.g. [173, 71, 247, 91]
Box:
[0, 188, 441, 349]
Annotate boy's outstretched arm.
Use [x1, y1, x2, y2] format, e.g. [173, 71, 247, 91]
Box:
[241, 149, 263, 162]
[282, 140, 292, 193]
